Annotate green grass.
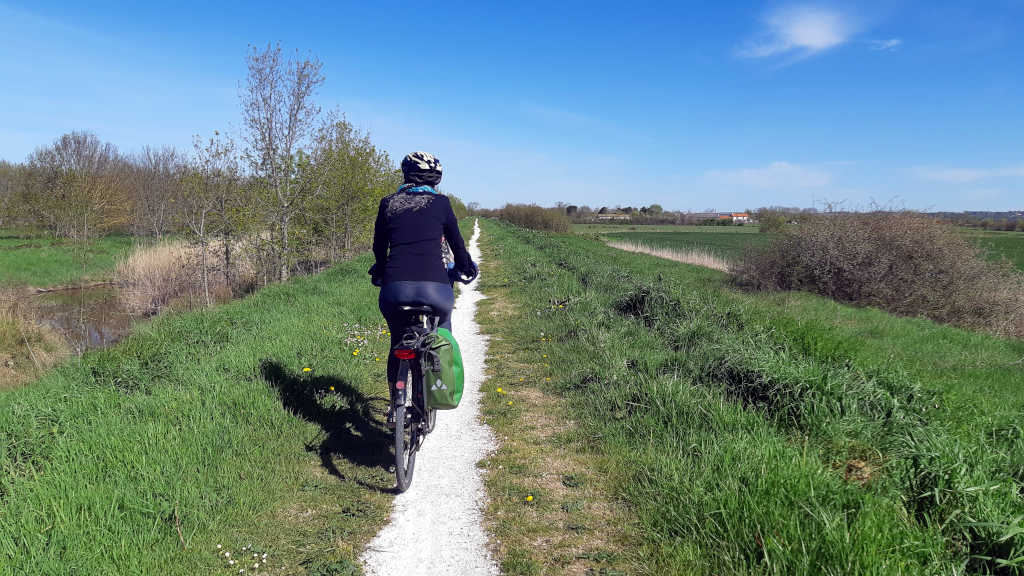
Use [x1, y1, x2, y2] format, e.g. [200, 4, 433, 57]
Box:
[477, 220, 1024, 575]
[604, 230, 775, 260]
[966, 229, 1024, 270]
[0, 253, 397, 574]
[0, 232, 138, 287]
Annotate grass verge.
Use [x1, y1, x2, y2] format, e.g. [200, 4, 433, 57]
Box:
[476, 258, 641, 575]
[477, 219, 1024, 574]
[0, 253, 398, 575]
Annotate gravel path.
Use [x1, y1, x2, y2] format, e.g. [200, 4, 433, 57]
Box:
[361, 221, 499, 576]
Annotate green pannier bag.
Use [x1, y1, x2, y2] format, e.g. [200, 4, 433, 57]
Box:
[424, 327, 464, 410]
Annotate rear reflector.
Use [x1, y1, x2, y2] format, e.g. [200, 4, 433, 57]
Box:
[396, 380, 405, 389]
[394, 349, 416, 360]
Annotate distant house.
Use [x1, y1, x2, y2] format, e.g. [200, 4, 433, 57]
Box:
[596, 211, 631, 221]
[731, 212, 750, 223]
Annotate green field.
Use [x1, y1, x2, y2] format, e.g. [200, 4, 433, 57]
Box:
[970, 229, 1024, 270]
[0, 252, 397, 574]
[477, 220, 1024, 574]
[591, 223, 1024, 270]
[605, 229, 776, 259]
[0, 232, 137, 287]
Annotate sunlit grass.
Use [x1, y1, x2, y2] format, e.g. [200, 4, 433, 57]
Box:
[478, 219, 1024, 574]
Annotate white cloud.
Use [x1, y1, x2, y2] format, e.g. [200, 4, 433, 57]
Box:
[869, 37, 903, 51]
[738, 5, 855, 59]
[704, 161, 832, 190]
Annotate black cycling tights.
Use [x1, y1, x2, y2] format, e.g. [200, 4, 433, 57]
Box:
[378, 281, 454, 385]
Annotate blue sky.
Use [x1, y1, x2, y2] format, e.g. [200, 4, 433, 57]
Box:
[1, 1, 1022, 211]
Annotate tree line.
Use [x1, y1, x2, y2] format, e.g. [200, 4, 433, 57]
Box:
[0, 44, 419, 292]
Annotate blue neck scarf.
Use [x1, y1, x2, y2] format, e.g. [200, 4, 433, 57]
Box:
[398, 183, 438, 194]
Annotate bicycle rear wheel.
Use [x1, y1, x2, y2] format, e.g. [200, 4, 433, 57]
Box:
[393, 403, 420, 492]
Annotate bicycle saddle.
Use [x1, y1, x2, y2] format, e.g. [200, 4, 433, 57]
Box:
[399, 305, 437, 315]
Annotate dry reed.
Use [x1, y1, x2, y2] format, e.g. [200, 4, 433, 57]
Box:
[607, 240, 732, 272]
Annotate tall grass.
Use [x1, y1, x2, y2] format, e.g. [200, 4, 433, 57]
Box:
[115, 240, 257, 315]
[0, 289, 67, 387]
[477, 220, 1024, 574]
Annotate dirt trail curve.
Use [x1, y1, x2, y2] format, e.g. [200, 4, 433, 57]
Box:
[361, 220, 499, 576]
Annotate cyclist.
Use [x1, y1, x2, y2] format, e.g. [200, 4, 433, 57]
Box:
[369, 151, 477, 426]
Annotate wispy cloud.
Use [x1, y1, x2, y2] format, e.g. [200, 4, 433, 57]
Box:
[705, 161, 832, 189]
[868, 37, 903, 51]
[738, 5, 856, 59]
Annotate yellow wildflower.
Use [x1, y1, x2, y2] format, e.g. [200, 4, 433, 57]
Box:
[302, 367, 312, 373]
[525, 495, 534, 502]
[329, 386, 335, 391]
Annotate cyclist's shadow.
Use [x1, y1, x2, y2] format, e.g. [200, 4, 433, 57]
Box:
[259, 361, 394, 493]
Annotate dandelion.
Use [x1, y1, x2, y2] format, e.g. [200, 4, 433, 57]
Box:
[526, 495, 534, 502]
[507, 401, 513, 405]
[496, 387, 503, 393]
[558, 304, 565, 309]
[303, 367, 312, 373]
[542, 354, 547, 358]
[353, 349, 360, 356]
[329, 386, 335, 391]
[545, 377, 551, 382]
[375, 357, 380, 362]
[519, 377, 524, 382]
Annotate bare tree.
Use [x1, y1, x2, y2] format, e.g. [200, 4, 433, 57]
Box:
[184, 132, 239, 307]
[240, 43, 325, 281]
[132, 146, 185, 238]
[24, 131, 130, 239]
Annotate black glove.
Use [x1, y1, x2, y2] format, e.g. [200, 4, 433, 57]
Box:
[456, 260, 479, 284]
[368, 264, 383, 287]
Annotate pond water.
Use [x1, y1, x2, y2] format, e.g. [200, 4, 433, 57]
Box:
[33, 286, 136, 353]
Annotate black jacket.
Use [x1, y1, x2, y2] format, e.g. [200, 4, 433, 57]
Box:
[371, 189, 472, 285]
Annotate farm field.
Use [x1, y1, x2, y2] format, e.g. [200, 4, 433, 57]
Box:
[593, 223, 1024, 270]
[971, 229, 1024, 270]
[0, 231, 137, 288]
[476, 219, 1024, 574]
[0, 251, 398, 574]
[605, 229, 775, 259]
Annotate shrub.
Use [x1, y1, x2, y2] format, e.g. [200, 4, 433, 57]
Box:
[496, 204, 571, 232]
[756, 209, 788, 233]
[733, 211, 1024, 338]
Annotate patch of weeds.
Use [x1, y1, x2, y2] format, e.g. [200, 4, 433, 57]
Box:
[561, 473, 584, 488]
[502, 548, 541, 576]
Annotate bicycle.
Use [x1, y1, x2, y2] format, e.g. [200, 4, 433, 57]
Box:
[390, 304, 441, 492]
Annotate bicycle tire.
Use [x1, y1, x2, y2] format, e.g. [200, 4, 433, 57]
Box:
[393, 403, 419, 492]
